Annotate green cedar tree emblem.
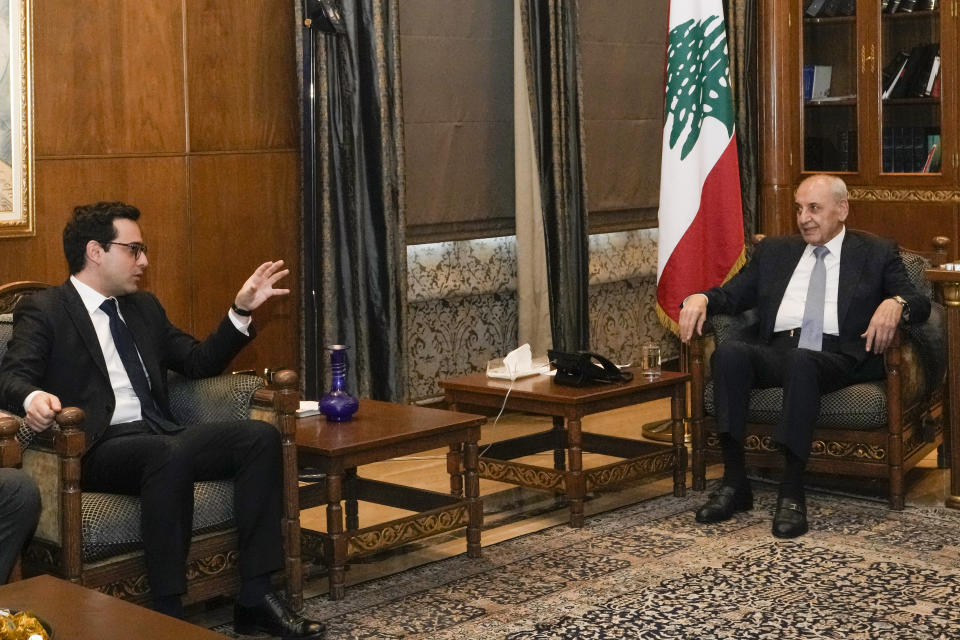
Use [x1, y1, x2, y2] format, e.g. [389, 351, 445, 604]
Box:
[665, 15, 735, 160]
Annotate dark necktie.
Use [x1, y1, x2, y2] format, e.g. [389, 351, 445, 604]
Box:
[798, 245, 829, 351]
[99, 298, 173, 431]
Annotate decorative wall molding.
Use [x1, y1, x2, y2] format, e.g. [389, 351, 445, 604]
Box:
[849, 188, 960, 203]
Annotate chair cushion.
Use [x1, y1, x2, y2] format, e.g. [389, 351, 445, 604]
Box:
[899, 250, 934, 300]
[82, 480, 235, 562]
[168, 373, 264, 425]
[704, 379, 888, 430]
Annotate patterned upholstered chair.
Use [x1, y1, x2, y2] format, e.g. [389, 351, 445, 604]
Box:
[0, 282, 304, 609]
[687, 236, 949, 509]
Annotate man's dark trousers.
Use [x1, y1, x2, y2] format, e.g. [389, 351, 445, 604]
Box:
[81, 419, 283, 597]
[711, 334, 872, 460]
[0, 468, 40, 583]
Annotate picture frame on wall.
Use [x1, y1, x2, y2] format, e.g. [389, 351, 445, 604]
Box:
[0, 0, 32, 238]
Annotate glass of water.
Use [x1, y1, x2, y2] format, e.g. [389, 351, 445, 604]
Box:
[641, 342, 661, 380]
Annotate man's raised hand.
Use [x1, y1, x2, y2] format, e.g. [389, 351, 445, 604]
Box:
[233, 260, 291, 313]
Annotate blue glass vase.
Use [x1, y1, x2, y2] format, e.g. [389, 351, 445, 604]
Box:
[319, 344, 359, 422]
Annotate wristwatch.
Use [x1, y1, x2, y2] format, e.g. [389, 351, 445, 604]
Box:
[891, 295, 910, 321]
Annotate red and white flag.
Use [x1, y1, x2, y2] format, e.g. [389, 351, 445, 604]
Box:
[656, 0, 745, 333]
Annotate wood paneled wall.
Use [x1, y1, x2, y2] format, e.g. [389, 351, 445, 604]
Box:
[0, 0, 300, 372]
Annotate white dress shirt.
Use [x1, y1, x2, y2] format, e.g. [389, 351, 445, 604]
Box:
[23, 277, 251, 423]
[773, 226, 846, 335]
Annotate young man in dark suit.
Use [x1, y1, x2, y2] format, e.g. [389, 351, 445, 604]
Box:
[678, 174, 930, 538]
[0, 202, 324, 638]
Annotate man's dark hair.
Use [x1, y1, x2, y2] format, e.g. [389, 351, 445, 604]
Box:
[63, 202, 141, 274]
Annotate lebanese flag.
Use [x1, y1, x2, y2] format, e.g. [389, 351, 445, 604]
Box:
[656, 0, 745, 333]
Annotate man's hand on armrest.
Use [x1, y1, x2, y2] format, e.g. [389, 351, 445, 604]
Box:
[678, 293, 709, 343]
[861, 297, 903, 354]
[24, 391, 61, 433]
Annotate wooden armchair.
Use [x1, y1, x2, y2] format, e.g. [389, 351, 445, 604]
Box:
[687, 236, 949, 509]
[0, 282, 304, 609]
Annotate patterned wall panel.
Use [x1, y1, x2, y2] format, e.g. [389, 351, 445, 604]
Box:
[588, 229, 658, 285]
[406, 231, 676, 403]
[589, 277, 679, 367]
[408, 236, 516, 303]
[407, 292, 518, 402]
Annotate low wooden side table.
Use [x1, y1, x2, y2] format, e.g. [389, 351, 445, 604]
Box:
[0, 575, 229, 639]
[440, 370, 688, 528]
[296, 399, 485, 599]
[925, 267, 960, 509]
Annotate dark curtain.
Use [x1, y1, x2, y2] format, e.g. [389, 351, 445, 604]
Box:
[724, 0, 759, 237]
[300, 0, 407, 401]
[519, 0, 590, 352]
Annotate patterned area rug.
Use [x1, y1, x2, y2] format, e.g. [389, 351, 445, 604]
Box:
[216, 486, 960, 639]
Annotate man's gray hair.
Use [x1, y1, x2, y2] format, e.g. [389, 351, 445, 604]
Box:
[798, 173, 848, 203]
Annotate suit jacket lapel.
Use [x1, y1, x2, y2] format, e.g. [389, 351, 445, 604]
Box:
[838, 231, 866, 331]
[59, 281, 110, 382]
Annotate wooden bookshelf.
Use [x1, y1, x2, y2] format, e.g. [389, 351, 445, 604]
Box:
[759, 0, 959, 252]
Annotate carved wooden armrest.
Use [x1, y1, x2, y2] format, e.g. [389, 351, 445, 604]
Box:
[0, 414, 21, 467]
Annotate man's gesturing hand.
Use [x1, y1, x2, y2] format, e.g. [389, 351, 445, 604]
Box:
[861, 297, 903, 354]
[678, 294, 709, 343]
[26, 392, 61, 432]
[233, 260, 291, 313]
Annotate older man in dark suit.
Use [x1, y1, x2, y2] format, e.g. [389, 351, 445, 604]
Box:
[0, 202, 324, 638]
[678, 174, 930, 538]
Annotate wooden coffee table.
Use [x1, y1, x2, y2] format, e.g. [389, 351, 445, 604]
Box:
[440, 370, 689, 527]
[296, 399, 485, 600]
[0, 575, 229, 639]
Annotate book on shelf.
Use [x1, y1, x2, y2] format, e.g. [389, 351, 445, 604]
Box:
[906, 43, 939, 97]
[837, 130, 857, 171]
[924, 55, 941, 96]
[931, 72, 940, 98]
[804, 0, 830, 17]
[923, 1, 939, 10]
[882, 128, 941, 173]
[926, 134, 942, 172]
[887, 0, 902, 12]
[890, 44, 927, 99]
[881, 0, 890, 9]
[834, 0, 856, 15]
[898, 0, 918, 11]
[912, 127, 927, 173]
[803, 65, 814, 100]
[811, 66, 832, 99]
[811, 94, 856, 103]
[882, 50, 911, 99]
[882, 127, 895, 173]
[894, 126, 908, 172]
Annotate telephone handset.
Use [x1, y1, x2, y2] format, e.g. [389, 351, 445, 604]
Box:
[547, 350, 634, 387]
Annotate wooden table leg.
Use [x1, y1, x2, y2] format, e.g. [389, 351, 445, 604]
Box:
[447, 443, 464, 496]
[325, 471, 347, 600]
[344, 468, 359, 531]
[552, 417, 566, 470]
[566, 417, 585, 527]
[463, 439, 482, 558]
[671, 383, 687, 497]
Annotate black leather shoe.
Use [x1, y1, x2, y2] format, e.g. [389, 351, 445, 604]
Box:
[772, 496, 808, 539]
[695, 484, 753, 523]
[234, 592, 326, 639]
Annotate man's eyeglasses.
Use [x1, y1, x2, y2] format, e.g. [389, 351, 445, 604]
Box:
[106, 241, 148, 260]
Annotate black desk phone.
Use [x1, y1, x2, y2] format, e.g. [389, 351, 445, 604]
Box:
[547, 350, 633, 387]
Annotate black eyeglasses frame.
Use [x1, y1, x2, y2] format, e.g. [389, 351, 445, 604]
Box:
[105, 241, 148, 259]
